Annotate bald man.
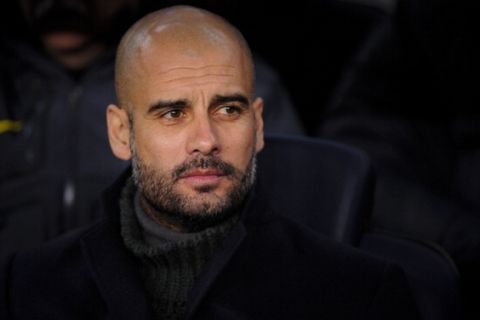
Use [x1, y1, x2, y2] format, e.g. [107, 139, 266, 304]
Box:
[0, 6, 419, 319]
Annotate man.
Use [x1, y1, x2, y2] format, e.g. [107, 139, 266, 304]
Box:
[0, 0, 303, 254]
[0, 6, 419, 319]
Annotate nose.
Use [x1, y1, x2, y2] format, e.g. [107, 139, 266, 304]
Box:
[186, 114, 220, 156]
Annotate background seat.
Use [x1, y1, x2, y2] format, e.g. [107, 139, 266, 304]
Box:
[361, 232, 464, 320]
[257, 134, 374, 245]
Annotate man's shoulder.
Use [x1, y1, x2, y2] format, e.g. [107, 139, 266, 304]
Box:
[1, 217, 118, 290]
[202, 213, 419, 319]
[248, 211, 390, 274]
[0, 219, 114, 318]
[243, 211, 414, 301]
[3, 219, 105, 275]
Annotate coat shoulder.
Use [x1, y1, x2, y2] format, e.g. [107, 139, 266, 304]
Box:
[0, 220, 109, 319]
[199, 214, 420, 319]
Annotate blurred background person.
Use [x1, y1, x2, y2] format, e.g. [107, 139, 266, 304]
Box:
[319, 0, 480, 318]
[0, 0, 140, 253]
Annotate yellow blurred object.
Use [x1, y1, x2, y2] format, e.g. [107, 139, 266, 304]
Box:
[0, 120, 23, 134]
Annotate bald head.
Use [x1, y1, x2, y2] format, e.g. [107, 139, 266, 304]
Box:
[115, 5, 254, 109]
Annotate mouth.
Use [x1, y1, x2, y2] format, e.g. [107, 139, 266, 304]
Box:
[179, 169, 227, 186]
[42, 31, 90, 52]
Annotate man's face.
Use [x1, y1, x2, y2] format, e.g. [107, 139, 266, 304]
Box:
[124, 40, 264, 229]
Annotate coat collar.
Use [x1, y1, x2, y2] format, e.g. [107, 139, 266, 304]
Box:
[80, 212, 154, 319]
[186, 180, 268, 317]
[80, 168, 153, 319]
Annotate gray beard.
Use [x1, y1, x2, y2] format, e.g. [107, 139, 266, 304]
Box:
[131, 150, 256, 232]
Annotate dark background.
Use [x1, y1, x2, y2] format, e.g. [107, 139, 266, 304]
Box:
[0, 0, 388, 135]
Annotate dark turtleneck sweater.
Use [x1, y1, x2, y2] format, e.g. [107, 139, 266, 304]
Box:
[119, 178, 239, 320]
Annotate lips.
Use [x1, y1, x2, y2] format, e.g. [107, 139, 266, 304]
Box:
[179, 169, 226, 185]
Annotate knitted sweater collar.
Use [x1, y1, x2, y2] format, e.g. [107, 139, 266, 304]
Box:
[118, 176, 240, 258]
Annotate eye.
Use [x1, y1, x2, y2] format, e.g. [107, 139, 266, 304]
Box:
[162, 109, 184, 119]
[218, 105, 243, 116]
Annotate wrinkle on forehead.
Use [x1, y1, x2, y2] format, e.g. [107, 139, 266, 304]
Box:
[162, 74, 233, 85]
[156, 65, 235, 82]
[157, 65, 235, 76]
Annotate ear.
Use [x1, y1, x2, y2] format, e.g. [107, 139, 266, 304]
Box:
[106, 104, 132, 160]
[252, 97, 264, 153]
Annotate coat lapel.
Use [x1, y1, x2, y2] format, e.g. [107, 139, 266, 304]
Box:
[185, 185, 267, 318]
[80, 215, 153, 320]
[185, 222, 246, 318]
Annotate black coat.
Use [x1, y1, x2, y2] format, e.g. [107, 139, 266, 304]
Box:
[1, 172, 419, 319]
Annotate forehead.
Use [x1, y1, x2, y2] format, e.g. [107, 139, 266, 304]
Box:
[153, 64, 237, 87]
[127, 39, 251, 103]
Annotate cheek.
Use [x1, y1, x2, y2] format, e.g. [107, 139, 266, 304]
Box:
[134, 127, 185, 172]
[219, 125, 256, 169]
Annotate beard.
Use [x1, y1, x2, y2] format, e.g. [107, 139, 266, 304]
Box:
[131, 147, 257, 232]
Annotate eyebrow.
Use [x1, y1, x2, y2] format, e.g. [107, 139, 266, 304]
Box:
[146, 93, 250, 114]
[210, 94, 250, 108]
[147, 99, 189, 114]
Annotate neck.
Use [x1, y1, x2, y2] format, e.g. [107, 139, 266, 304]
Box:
[139, 194, 189, 233]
